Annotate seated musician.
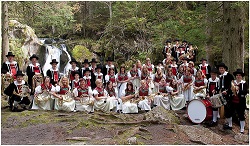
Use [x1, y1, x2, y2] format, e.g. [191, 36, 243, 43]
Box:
[137, 80, 152, 111]
[72, 78, 94, 113]
[4, 71, 31, 111]
[193, 70, 208, 99]
[206, 67, 220, 127]
[32, 76, 55, 110]
[106, 81, 122, 113]
[93, 79, 115, 113]
[128, 64, 141, 92]
[71, 71, 80, 90]
[152, 67, 165, 94]
[52, 76, 75, 112]
[153, 78, 170, 110]
[116, 64, 130, 98]
[167, 80, 186, 110]
[121, 82, 138, 114]
[82, 68, 92, 87]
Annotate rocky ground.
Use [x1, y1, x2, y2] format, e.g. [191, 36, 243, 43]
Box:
[1, 98, 249, 145]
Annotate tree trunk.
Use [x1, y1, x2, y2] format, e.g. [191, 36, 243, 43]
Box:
[1, 2, 9, 63]
[222, 2, 245, 73]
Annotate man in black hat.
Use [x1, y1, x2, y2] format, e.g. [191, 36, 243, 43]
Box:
[171, 39, 180, 60]
[181, 40, 188, 53]
[230, 69, 248, 133]
[206, 67, 221, 127]
[198, 58, 211, 79]
[26, 54, 44, 94]
[46, 59, 60, 85]
[67, 58, 79, 83]
[89, 58, 98, 74]
[79, 59, 92, 78]
[162, 39, 172, 57]
[1, 52, 20, 79]
[103, 57, 118, 82]
[4, 70, 31, 111]
[217, 63, 234, 130]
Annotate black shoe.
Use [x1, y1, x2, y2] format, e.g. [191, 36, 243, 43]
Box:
[240, 131, 244, 134]
[208, 121, 218, 127]
[223, 124, 232, 130]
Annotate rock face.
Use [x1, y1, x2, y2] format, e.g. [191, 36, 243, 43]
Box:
[178, 125, 224, 145]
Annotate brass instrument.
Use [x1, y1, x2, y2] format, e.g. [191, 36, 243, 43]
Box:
[12, 84, 30, 99]
[1, 74, 14, 95]
[178, 45, 198, 63]
[183, 82, 192, 91]
[32, 74, 44, 91]
[231, 81, 238, 96]
[193, 86, 206, 94]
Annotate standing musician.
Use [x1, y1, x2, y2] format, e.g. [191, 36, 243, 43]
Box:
[72, 78, 94, 113]
[103, 57, 118, 80]
[217, 63, 234, 130]
[26, 54, 44, 94]
[162, 53, 172, 68]
[137, 80, 152, 111]
[193, 70, 207, 99]
[231, 69, 248, 133]
[71, 71, 80, 90]
[32, 76, 56, 110]
[180, 57, 189, 71]
[4, 71, 31, 111]
[105, 68, 117, 88]
[66, 58, 79, 83]
[199, 58, 211, 79]
[153, 78, 170, 110]
[79, 59, 92, 78]
[143, 58, 154, 75]
[121, 82, 138, 114]
[170, 58, 178, 76]
[116, 64, 130, 98]
[52, 76, 75, 112]
[162, 39, 172, 57]
[140, 65, 150, 81]
[46, 59, 60, 85]
[82, 68, 92, 88]
[165, 68, 177, 84]
[176, 46, 186, 63]
[188, 61, 197, 76]
[155, 61, 165, 75]
[181, 40, 189, 53]
[89, 58, 98, 73]
[171, 39, 180, 60]
[1, 52, 20, 79]
[152, 68, 166, 94]
[206, 67, 220, 127]
[128, 64, 141, 92]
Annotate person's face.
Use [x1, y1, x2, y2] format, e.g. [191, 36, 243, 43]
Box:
[91, 62, 96, 66]
[45, 77, 50, 83]
[75, 74, 79, 79]
[108, 82, 113, 89]
[172, 61, 176, 64]
[185, 70, 190, 75]
[188, 64, 192, 68]
[197, 71, 202, 77]
[175, 41, 179, 44]
[110, 69, 114, 75]
[16, 76, 23, 82]
[96, 81, 102, 88]
[160, 78, 166, 84]
[97, 68, 101, 73]
[108, 61, 112, 66]
[146, 59, 150, 64]
[172, 80, 177, 85]
[211, 73, 217, 79]
[7, 56, 14, 62]
[52, 63, 57, 69]
[168, 70, 172, 75]
[31, 58, 37, 64]
[141, 81, 146, 87]
[202, 60, 206, 65]
[85, 71, 90, 76]
[128, 84, 132, 90]
[71, 62, 76, 68]
[84, 63, 89, 68]
[62, 78, 68, 85]
[236, 74, 242, 81]
[121, 68, 125, 72]
[80, 80, 86, 87]
[219, 67, 225, 74]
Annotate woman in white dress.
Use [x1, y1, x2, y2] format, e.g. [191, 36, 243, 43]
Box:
[105, 68, 117, 88]
[52, 76, 76, 112]
[128, 64, 141, 92]
[72, 78, 94, 113]
[32, 76, 55, 110]
[116, 64, 129, 98]
[93, 79, 114, 113]
[153, 78, 170, 110]
[165, 68, 177, 84]
[106, 81, 122, 113]
[193, 70, 208, 99]
[152, 68, 166, 94]
[138, 80, 152, 111]
[121, 82, 138, 114]
[167, 79, 186, 110]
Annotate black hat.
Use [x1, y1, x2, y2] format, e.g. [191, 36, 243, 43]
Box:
[73, 70, 80, 76]
[106, 57, 113, 62]
[29, 54, 39, 60]
[174, 38, 180, 42]
[50, 59, 58, 64]
[6, 52, 15, 57]
[165, 39, 171, 43]
[210, 67, 218, 74]
[15, 70, 25, 76]
[96, 64, 102, 70]
[182, 40, 187, 43]
[90, 58, 98, 63]
[189, 43, 193, 46]
[82, 59, 89, 64]
[216, 63, 228, 70]
[70, 58, 78, 64]
[157, 61, 163, 65]
[200, 58, 207, 62]
[83, 67, 91, 75]
[233, 69, 245, 77]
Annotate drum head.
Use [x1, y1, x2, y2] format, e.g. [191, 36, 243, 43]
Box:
[187, 99, 206, 124]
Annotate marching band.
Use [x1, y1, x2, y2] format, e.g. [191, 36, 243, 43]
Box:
[2, 39, 249, 133]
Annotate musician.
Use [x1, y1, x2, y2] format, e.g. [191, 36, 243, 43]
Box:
[167, 79, 186, 110]
[67, 58, 79, 83]
[93, 79, 115, 113]
[193, 70, 207, 99]
[231, 69, 248, 133]
[46, 59, 60, 85]
[152, 68, 166, 94]
[186, 43, 196, 62]
[165, 68, 177, 84]
[94, 64, 104, 83]
[32, 76, 55, 110]
[26, 54, 44, 94]
[121, 82, 138, 114]
[154, 78, 170, 110]
[89, 58, 98, 73]
[171, 39, 180, 60]
[170, 58, 178, 76]
[71, 71, 80, 90]
[105, 68, 117, 88]
[136, 60, 143, 71]
[79, 59, 92, 78]
[199, 58, 211, 79]
[217, 63, 234, 130]
[140, 65, 150, 81]
[106, 81, 122, 113]
[162, 39, 172, 57]
[138, 80, 152, 111]
[155, 61, 165, 74]
[162, 53, 172, 68]
[179, 67, 195, 103]
[72, 78, 94, 113]
[52, 76, 75, 112]
[90, 58, 98, 89]
[176, 65, 184, 80]
[176, 46, 185, 63]
[4, 71, 31, 111]
[206, 67, 220, 127]
[103, 57, 118, 79]
[116, 64, 129, 98]
[181, 40, 188, 53]
[82, 68, 92, 88]
[143, 58, 154, 75]
[1, 52, 20, 79]
[128, 64, 141, 91]
[180, 57, 189, 71]
[188, 61, 197, 76]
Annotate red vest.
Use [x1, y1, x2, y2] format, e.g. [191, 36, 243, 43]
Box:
[77, 86, 89, 97]
[183, 75, 192, 83]
[139, 87, 149, 96]
[95, 87, 104, 97]
[118, 73, 128, 81]
[195, 77, 205, 87]
[59, 86, 69, 95]
[41, 83, 52, 91]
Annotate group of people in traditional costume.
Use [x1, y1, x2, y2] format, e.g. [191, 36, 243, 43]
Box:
[2, 39, 248, 134]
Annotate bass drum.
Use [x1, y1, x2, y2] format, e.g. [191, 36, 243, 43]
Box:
[187, 99, 212, 124]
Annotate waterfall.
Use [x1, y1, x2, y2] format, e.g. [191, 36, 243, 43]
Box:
[60, 44, 72, 75]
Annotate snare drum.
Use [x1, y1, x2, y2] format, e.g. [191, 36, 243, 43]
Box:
[210, 94, 223, 108]
[187, 99, 212, 124]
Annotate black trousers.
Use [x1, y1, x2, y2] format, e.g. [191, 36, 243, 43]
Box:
[12, 96, 31, 105]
